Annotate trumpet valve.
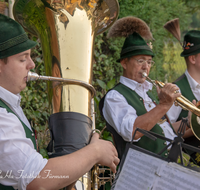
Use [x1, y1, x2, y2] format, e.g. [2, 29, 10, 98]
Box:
[174, 101, 179, 107]
[155, 80, 165, 88]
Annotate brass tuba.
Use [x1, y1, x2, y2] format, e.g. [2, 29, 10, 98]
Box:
[13, 0, 119, 189]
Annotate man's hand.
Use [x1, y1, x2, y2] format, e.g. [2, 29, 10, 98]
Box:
[196, 100, 200, 107]
[158, 83, 181, 108]
[90, 133, 120, 173]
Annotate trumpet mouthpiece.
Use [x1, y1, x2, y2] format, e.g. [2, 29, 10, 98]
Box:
[142, 72, 147, 78]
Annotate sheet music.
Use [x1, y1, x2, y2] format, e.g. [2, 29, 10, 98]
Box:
[113, 148, 200, 190]
[152, 162, 200, 190]
[114, 148, 166, 190]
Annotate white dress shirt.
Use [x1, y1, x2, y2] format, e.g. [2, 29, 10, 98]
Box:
[0, 86, 48, 190]
[167, 70, 200, 123]
[103, 76, 176, 143]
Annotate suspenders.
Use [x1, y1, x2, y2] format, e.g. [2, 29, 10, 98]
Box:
[0, 99, 37, 189]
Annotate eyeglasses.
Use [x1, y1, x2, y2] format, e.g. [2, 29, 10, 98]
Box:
[133, 58, 155, 67]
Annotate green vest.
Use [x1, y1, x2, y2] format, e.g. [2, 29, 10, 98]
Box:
[174, 74, 200, 156]
[174, 74, 197, 121]
[0, 99, 37, 190]
[113, 83, 171, 158]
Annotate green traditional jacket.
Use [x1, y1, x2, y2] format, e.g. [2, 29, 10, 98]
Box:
[109, 83, 173, 159]
[0, 99, 37, 190]
[173, 74, 200, 156]
[174, 74, 197, 121]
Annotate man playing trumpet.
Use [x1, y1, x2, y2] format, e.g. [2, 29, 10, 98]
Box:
[100, 16, 193, 160]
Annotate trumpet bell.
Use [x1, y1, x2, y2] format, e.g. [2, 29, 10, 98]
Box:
[191, 104, 200, 141]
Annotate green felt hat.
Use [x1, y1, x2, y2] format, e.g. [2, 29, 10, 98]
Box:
[0, 14, 37, 59]
[117, 32, 154, 62]
[181, 30, 200, 57]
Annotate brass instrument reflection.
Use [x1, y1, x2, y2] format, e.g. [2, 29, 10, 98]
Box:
[52, 56, 62, 113]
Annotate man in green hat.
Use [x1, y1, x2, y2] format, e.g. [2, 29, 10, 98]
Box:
[0, 14, 119, 190]
[99, 16, 193, 160]
[167, 30, 200, 165]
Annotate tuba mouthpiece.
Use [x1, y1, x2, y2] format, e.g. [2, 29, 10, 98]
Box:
[27, 71, 40, 82]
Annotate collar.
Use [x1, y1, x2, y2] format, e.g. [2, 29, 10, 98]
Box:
[119, 76, 153, 92]
[0, 86, 21, 108]
[185, 70, 200, 90]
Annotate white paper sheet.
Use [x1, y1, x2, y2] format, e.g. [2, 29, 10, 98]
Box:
[113, 148, 200, 190]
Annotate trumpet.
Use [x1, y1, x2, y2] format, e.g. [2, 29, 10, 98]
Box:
[142, 72, 200, 140]
[142, 72, 200, 117]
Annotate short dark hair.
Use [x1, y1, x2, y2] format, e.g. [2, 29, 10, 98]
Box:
[0, 58, 8, 64]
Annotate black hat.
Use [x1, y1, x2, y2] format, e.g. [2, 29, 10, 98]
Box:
[181, 30, 200, 57]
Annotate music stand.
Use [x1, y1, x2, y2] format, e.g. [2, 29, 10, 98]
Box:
[111, 119, 200, 190]
[132, 118, 200, 165]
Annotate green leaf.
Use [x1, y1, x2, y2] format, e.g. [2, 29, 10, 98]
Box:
[96, 79, 107, 90]
[40, 148, 49, 159]
[107, 78, 116, 90]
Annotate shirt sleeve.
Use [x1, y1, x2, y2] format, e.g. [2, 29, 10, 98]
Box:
[0, 107, 48, 190]
[102, 90, 138, 142]
[166, 87, 182, 123]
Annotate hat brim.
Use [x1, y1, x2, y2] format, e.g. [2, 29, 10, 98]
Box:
[180, 48, 200, 57]
[117, 49, 154, 62]
[0, 39, 37, 59]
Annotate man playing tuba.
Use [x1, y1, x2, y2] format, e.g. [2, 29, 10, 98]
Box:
[0, 13, 119, 190]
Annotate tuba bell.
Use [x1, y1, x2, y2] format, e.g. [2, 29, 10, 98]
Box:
[13, 0, 119, 189]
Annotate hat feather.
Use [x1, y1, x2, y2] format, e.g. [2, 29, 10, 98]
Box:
[163, 18, 182, 47]
[107, 16, 153, 40]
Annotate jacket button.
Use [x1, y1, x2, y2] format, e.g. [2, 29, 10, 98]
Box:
[165, 153, 168, 156]
[164, 142, 167, 145]
[32, 133, 35, 136]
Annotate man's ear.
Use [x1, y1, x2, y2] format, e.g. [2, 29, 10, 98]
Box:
[120, 58, 127, 70]
[188, 55, 196, 65]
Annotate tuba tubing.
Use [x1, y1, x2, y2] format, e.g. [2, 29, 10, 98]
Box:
[27, 71, 96, 98]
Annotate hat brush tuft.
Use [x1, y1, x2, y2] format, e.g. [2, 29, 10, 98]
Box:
[164, 18, 182, 47]
[107, 16, 154, 41]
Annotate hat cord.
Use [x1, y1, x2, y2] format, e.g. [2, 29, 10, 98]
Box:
[121, 45, 153, 56]
[0, 33, 28, 51]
